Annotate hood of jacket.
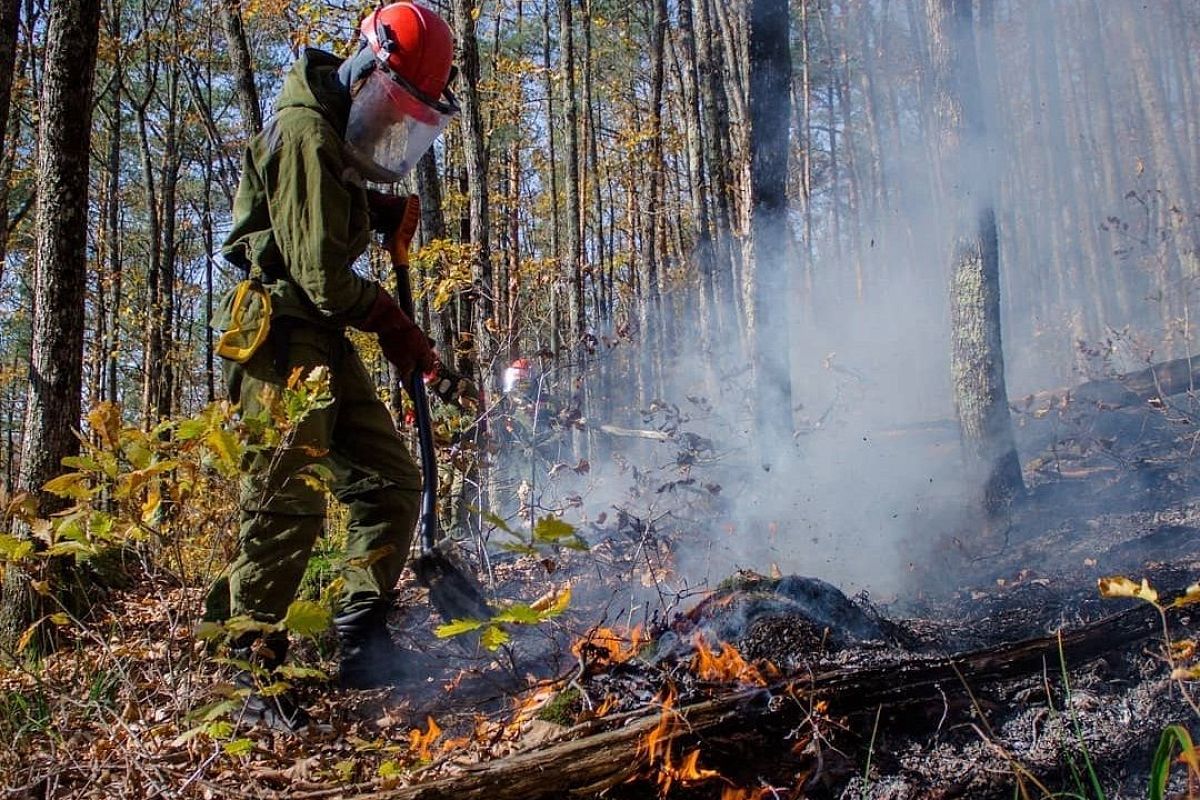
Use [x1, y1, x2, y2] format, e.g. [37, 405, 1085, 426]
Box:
[274, 48, 352, 136]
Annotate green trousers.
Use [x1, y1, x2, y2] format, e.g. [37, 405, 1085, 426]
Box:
[221, 323, 422, 623]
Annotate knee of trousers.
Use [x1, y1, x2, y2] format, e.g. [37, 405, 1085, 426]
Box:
[229, 511, 324, 621]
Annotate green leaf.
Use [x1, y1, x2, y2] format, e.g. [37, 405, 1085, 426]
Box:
[194, 621, 226, 642]
[61, 455, 100, 472]
[89, 512, 115, 541]
[193, 699, 239, 722]
[223, 738, 254, 757]
[277, 665, 329, 681]
[473, 507, 515, 536]
[491, 604, 541, 625]
[480, 624, 511, 651]
[496, 541, 538, 556]
[433, 618, 487, 638]
[281, 599, 331, 637]
[224, 615, 276, 638]
[1149, 725, 1195, 800]
[204, 720, 235, 740]
[176, 417, 209, 441]
[47, 541, 96, 559]
[532, 515, 577, 544]
[0, 534, 34, 563]
[172, 724, 208, 746]
[377, 760, 403, 778]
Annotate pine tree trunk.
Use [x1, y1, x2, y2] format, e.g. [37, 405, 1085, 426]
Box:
[0, 0, 101, 654]
[220, 0, 261, 135]
[747, 0, 793, 453]
[450, 0, 493, 392]
[559, 0, 584, 349]
[926, 0, 1024, 520]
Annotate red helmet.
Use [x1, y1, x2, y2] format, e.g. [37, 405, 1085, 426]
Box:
[360, 3, 456, 110]
[346, 3, 459, 182]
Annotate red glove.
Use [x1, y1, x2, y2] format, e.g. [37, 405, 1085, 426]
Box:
[357, 289, 436, 378]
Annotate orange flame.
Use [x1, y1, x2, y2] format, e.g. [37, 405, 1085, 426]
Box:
[690, 635, 768, 686]
[640, 685, 721, 793]
[721, 788, 772, 800]
[644, 684, 677, 763]
[408, 716, 441, 761]
[571, 625, 648, 665]
[594, 694, 617, 718]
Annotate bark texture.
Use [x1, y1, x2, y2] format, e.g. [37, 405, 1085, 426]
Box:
[0, 0, 101, 652]
[927, 0, 1024, 517]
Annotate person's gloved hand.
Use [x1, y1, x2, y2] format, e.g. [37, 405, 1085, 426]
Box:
[366, 190, 410, 237]
[426, 362, 479, 410]
[357, 288, 436, 378]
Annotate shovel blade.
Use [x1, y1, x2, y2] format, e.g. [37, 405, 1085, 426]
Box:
[413, 543, 492, 623]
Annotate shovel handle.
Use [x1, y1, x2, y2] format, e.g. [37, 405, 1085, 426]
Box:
[386, 196, 438, 554]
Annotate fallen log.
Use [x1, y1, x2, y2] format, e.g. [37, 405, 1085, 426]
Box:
[352, 605, 1158, 800]
[596, 424, 671, 441]
[1017, 353, 1200, 411]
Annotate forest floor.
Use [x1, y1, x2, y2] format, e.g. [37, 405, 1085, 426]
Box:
[2, 380, 1199, 799]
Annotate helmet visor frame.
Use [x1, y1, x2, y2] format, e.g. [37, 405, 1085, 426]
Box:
[345, 68, 458, 183]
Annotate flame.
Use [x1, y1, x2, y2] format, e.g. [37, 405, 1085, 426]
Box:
[408, 716, 441, 761]
[690, 635, 768, 686]
[594, 693, 617, 717]
[644, 684, 677, 763]
[571, 625, 648, 665]
[640, 685, 721, 793]
[721, 788, 772, 800]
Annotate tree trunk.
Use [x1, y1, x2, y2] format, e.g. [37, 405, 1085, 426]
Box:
[450, 0, 495, 404]
[0, 0, 21, 276]
[926, 0, 1025, 520]
[0, 0, 101, 654]
[220, 0, 261, 135]
[747, 0, 793, 454]
[559, 0, 584, 349]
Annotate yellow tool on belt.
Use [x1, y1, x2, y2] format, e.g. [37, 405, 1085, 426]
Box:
[215, 279, 273, 363]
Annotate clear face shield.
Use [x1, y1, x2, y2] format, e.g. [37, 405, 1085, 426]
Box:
[345, 69, 457, 183]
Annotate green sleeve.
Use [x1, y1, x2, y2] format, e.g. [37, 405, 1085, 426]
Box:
[265, 113, 378, 324]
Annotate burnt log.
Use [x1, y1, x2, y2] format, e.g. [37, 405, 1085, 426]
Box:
[1018, 353, 1200, 412]
[351, 606, 1157, 800]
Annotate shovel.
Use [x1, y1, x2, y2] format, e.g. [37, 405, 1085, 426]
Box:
[385, 195, 493, 624]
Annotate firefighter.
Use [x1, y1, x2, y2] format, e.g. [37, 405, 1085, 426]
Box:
[210, 2, 459, 731]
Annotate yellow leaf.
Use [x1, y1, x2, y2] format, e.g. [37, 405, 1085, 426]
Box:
[470, 5, 480, 21]
[205, 428, 242, 473]
[1174, 583, 1200, 608]
[42, 472, 91, 500]
[49, 612, 70, 626]
[1098, 575, 1159, 605]
[16, 623, 38, 653]
[88, 403, 122, 448]
[141, 488, 161, 523]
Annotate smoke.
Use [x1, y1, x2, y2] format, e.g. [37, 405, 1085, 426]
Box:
[575, 0, 1200, 603]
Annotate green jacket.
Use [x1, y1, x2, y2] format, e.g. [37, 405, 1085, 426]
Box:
[217, 49, 378, 332]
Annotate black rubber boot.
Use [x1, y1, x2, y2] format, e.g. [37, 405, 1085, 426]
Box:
[230, 632, 310, 733]
[334, 600, 409, 689]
